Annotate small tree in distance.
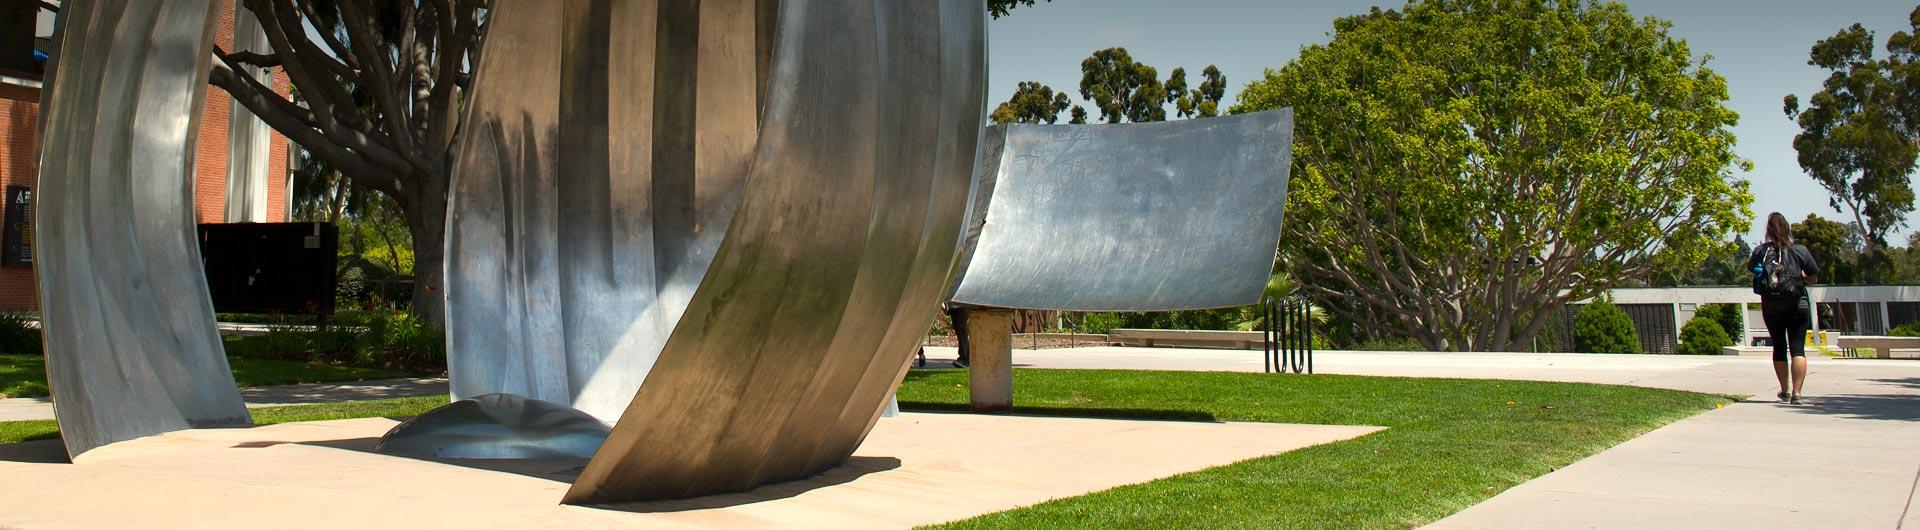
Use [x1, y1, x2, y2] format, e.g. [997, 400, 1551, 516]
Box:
[1572, 302, 1641, 354]
[1676, 316, 1733, 356]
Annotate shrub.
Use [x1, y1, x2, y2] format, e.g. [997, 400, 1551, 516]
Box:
[1571, 301, 1640, 354]
[223, 311, 444, 373]
[1078, 312, 1127, 334]
[0, 312, 39, 356]
[355, 311, 444, 370]
[1693, 303, 1744, 343]
[1892, 321, 1920, 338]
[1675, 316, 1733, 356]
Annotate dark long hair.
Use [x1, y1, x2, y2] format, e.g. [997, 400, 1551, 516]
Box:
[1765, 212, 1793, 249]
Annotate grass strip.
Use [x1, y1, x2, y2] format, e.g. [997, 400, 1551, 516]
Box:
[895, 369, 1730, 529]
[0, 354, 413, 399]
[0, 395, 448, 445]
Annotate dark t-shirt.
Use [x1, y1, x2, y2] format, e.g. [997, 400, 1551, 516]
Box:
[1747, 242, 1819, 311]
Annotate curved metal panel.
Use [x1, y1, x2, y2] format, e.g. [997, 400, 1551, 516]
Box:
[948, 110, 1296, 311]
[34, 0, 250, 458]
[563, 0, 986, 504]
[443, 0, 766, 422]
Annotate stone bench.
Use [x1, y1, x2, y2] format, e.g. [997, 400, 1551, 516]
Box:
[1834, 336, 1920, 359]
[1108, 329, 1265, 350]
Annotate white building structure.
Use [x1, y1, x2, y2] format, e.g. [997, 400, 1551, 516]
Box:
[1594, 285, 1920, 351]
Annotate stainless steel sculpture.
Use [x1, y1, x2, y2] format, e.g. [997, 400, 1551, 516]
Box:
[443, 0, 771, 423]
[39, 0, 1283, 508]
[444, 0, 985, 504]
[948, 111, 1296, 311]
[34, 0, 251, 458]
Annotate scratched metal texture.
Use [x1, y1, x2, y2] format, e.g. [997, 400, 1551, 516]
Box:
[34, 0, 251, 458]
[562, 0, 986, 504]
[948, 110, 1295, 311]
[442, 0, 770, 422]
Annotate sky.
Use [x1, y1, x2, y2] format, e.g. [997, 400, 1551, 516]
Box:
[986, 0, 1920, 244]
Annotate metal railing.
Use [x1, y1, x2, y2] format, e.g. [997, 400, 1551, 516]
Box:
[1263, 296, 1313, 374]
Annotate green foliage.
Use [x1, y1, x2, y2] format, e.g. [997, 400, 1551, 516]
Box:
[1654, 237, 1753, 286]
[1692, 303, 1745, 343]
[223, 311, 445, 373]
[1077, 312, 1128, 334]
[1080, 48, 1169, 123]
[1890, 321, 1920, 337]
[986, 0, 1049, 18]
[0, 354, 406, 399]
[1794, 213, 1860, 283]
[1572, 302, 1640, 354]
[990, 81, 1074, 124]
[0, 395, 452, 446]
[0, 313, 39, 356]
[1784, 7, 1920, 255]
[1354, 337, 1426, 352]
[1233, 0, 1751, 351]
[1676, 316, 1733, 356]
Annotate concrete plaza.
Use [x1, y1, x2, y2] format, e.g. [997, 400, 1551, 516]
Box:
[0, 412, 1376, 529]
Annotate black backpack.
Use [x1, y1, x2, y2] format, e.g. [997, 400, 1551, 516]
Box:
[1752, 243, 1805, 296]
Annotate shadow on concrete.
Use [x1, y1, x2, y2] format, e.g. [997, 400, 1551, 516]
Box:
[282, 430, 593, 484]
[899, 402, 1219, 422]
[0, 438, 67, 463]
[281, 433, 904, 511]
[1863, 377, 1920, 390]
[600, 456, 904, 513]
[1784, 393, 1920, 422]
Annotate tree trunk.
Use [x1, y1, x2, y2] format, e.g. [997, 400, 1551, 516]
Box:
[403, 183, 448, 330]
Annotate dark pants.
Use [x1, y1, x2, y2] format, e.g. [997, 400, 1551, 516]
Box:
[1762, 300, 1809, 362]
[948, 305, 970, 363]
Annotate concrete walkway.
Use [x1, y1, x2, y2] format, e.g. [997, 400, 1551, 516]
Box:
[0, 377, 448, 422]
[924, 346, 1920, 529]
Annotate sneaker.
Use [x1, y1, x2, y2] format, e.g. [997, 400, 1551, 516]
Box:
[1777, 391, 1792, 402]
[1789, 394, 1802, 405]
[952, 358, 969, 368]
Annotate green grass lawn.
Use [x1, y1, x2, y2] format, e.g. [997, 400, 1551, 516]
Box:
[0, 354, 413, 399]
[0, 395, 449, 446]
[0, 369, 1727, 529]
[895, 369, 1730, 530]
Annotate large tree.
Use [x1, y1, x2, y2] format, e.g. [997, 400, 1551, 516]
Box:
[210, 0, 484, 328]
[1783, 7, 1920, 271]
[1233, 0, 1752, 351]
[987, 0, 1049, 17]
[1075, 47, 1222, 124]
[989, 81, 1074, 124]
[1079, 47, 1168, 123]
[1792, 213, 1864, 284]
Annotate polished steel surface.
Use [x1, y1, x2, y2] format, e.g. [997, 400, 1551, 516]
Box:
[561, 0, 986, 504]
[374, 394, 611, 460]
[443, 0, 767, 422]
[34, 0, 251, 458]
[948, 110, 1296, 311]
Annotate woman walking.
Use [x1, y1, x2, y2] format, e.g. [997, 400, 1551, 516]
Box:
[1748, 213, 1820, 404]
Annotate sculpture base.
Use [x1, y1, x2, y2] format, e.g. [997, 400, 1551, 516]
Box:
[373, 394, 610, 460]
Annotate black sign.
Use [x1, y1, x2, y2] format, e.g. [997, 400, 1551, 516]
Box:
[3, 185, 30, 268]
[199, 222, 338, 316]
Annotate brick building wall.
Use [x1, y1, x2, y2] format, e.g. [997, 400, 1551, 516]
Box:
[0, 0, 293, 311]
